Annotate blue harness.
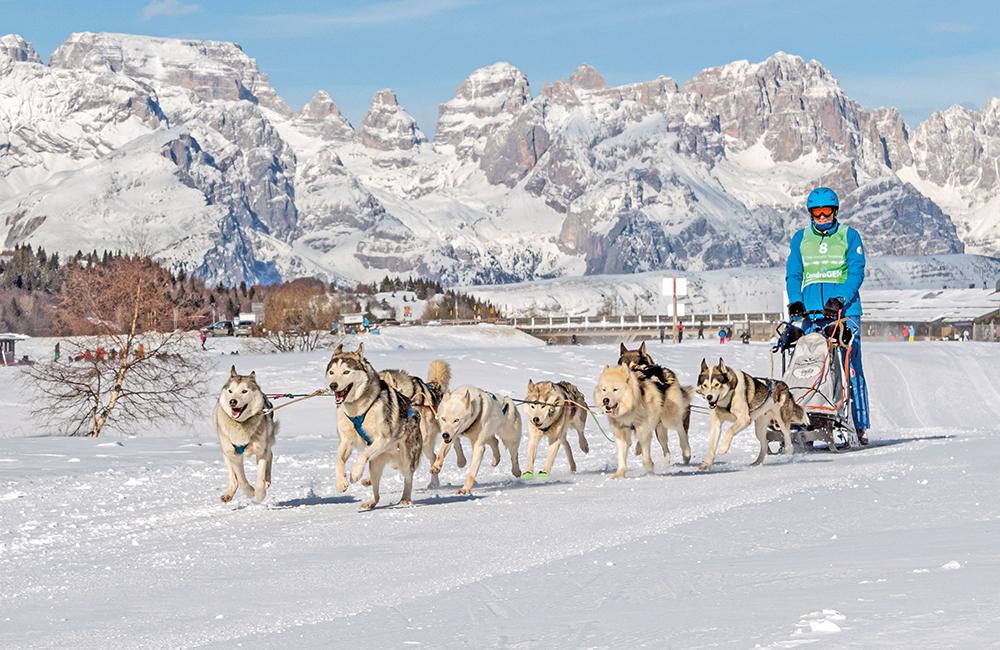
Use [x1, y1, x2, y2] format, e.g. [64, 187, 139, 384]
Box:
[748, 379, 774, 415]
[490, 392, 509, 415]
[347, 412, 373, 446]
[346, 404, 417, 448]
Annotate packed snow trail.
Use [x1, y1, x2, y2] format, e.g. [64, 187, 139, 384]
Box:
[1, 330, 998, 648]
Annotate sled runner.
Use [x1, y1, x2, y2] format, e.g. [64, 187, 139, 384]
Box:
[766, 313, 861, 453]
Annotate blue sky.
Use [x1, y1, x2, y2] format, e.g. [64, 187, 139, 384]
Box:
[5, 0, 999, 136]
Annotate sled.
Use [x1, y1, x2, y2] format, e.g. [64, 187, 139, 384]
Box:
[766, 315, 861, 454]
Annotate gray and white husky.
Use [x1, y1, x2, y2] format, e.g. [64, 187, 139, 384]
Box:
[326, 343, 423, 509]
[618, 342, 694, 466]
[214, 366, 277, 503]
[380, 360, 467, 487]
[696, 358, 808, 470]
[431, 385, 522, 494]
[523, 379, 589, 478]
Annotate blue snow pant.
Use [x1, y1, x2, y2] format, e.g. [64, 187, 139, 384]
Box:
[803, 315, 871, 431]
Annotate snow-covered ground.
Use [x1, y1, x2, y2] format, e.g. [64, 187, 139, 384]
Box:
[1, 326, 998, 649]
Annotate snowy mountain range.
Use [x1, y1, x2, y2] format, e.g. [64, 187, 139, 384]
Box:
[1, 32, 998, 287]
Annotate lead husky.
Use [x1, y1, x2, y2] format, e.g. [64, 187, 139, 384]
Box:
[326, 343, 423, 509]
[431, 385, 522, 494]
[696, 358, 808, 470]
[380, 361, 466, 487]
[214, 366, 277, 503]
[594, 364, 665, 479]
[523, 380, 589, 478]
[618, 342, 694, 465]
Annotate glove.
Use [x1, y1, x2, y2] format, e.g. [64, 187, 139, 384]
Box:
[823, 297, 845, 319]
[787, 301, 806, 318]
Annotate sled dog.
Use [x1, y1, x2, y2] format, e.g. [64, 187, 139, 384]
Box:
[326, 343, 422, 509]
[214, 366, 277, 503]
[380, 361, 467, 487]
[431, 385, 522, 494]
[594, 364, 665, 479]
[523, 380, 590, 478]
[618, 342, 694, 465]
[696, 358, 808, 470]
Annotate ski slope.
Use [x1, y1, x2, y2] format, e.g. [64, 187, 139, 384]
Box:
[1, 327, 998, 649]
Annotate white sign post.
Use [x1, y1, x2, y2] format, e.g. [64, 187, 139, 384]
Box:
[662, 278, 688, 343]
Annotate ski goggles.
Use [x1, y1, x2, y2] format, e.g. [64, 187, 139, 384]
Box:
[809, 206, 836, 219]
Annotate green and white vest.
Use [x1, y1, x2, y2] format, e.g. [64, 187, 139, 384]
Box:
[800, 226, 848, 287]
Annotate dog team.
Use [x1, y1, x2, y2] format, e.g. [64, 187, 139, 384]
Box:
[215, 341, 807, 508]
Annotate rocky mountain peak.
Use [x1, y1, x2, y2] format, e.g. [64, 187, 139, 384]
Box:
[49, 32, 292, 116]
[298, 91, 342, 120]
[0, 34, 42, 66]
[293, 91, 354, 142]
[357, 89, 427, 151]
[568, 63, 605, 91]
[435, 62, 531, 157]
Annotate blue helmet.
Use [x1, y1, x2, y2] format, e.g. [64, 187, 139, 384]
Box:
[807, 187, 839, 209]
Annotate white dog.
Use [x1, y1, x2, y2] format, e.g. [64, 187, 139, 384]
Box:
[431, 385, 522, 494]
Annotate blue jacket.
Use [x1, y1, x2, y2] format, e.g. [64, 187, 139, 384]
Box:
[785, 221, 865, 317]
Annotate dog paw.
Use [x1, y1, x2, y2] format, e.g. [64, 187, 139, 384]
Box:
[682, 454, 691, 465]
[663, 454, 671, 466]
[580, 443, 589, 454]
[511, 467, 522, 478]
[349, 466, 364, 484]
[456, 487, 472, 495]
[429, 463, 442, 475]
[611, 470, 626, 479]
[490, 457, 500, 467]
[255, 487, 267, 502]
[220, 492, 234, 503]
[361, 478, 372, 487]
[336, 479, 348, 493]
[264, 480, 271, 489]
[398, 500, 412, 506]
[242, 487, 255, 499]
[359, 501, 376, 510]
[698, 462, 712, 471]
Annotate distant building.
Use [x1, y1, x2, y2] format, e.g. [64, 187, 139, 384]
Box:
[0, 333, 26, 366]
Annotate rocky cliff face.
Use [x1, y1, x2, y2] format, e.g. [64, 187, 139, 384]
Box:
[0, 34, 984, 287]
[356, 89, 427, 151]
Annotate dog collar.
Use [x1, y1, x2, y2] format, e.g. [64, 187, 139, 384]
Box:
[233, 443, 247, 455]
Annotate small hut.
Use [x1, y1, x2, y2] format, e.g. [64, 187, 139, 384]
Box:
[0, 334, 26, 366]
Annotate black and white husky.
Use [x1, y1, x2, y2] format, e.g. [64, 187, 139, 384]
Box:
[326, 343, 423, 509]
[214, 366, 277, 503]
[523, 379, 589, 478]
[696, 358, 808, 470]
[380, 360, 466, 487]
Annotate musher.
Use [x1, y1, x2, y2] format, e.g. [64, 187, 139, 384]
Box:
[785, 187, 870, 445]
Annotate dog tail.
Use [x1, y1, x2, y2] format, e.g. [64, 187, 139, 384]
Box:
[427, 359, 451, 391]
[791, 401, 808, 426]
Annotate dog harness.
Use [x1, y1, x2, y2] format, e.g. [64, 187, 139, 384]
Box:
[747, 378, 774, 416]
[347, 412, 374, 446]
[489, 392, 509, 415]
